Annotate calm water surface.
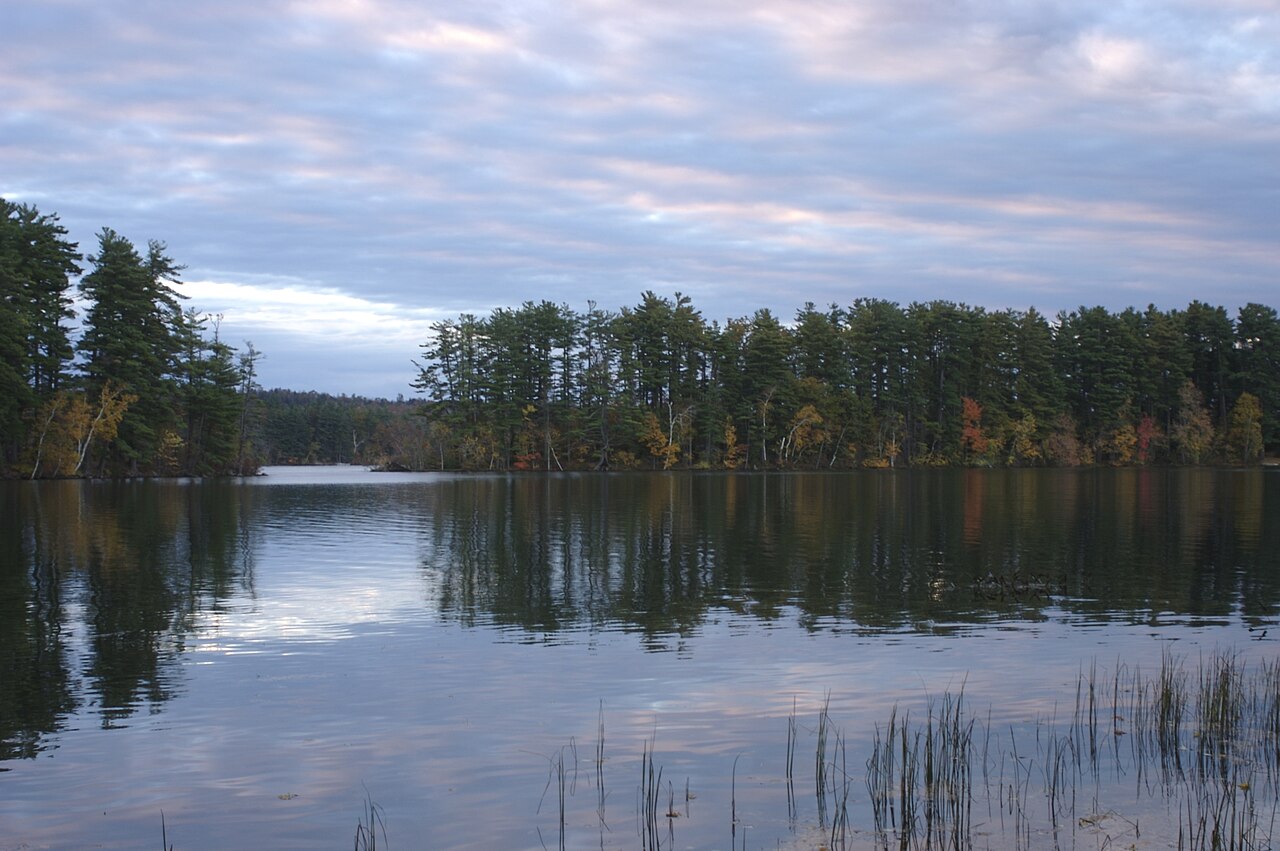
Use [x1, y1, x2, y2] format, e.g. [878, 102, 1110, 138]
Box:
[2, 467, 1278, 849]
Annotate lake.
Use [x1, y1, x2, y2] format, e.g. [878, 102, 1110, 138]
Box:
[2, 467, 1278, 850]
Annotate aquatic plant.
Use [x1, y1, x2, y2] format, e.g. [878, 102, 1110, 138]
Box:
[353, 793, 387, 851]
[160, 811, 174, 851]
[534, 650, 1280, 850]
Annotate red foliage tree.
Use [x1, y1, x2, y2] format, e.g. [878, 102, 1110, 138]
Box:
[961, 396, 989, 459]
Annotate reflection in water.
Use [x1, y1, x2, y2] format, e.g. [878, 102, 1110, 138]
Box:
[0, 480, 256, 756]
[1, 467, 1279, 849]
[2, 469, 1278, 764]
[419, 469, 1280, 635]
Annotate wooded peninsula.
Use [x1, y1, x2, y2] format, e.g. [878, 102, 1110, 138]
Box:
[3, 198, 1276, 477]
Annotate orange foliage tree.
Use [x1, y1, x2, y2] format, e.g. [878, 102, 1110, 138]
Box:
[960, 397, 989, 462]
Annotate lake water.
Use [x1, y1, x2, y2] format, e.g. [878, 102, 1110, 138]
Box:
[2, 467, 1278, 850]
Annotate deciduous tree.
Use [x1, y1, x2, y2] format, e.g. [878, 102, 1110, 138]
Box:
[1171, 381, 1214, 464]
[1226, 393, 1264, 464]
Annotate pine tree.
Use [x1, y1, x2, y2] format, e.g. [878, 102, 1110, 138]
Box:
[77, 229, 184, 474]
[1234, 304, 1280, 453]
[0, 199, 81, 466]
[173, 310, 243, 475]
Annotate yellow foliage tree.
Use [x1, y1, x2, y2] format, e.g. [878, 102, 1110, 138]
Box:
[1100, 422, 1138, 466]
[640, 410, 680, 469]
[779, 404, 825, 464]
[28, 382, 136, 478]
[1005, 413, 1041, 466]
[1227, 392, 1264, 464]
[1171, 380, 1214, 464]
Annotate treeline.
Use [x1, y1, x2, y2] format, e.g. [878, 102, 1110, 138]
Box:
[7, 196, 1275, 476]
[249, 389, 430, 468]
[414, 294, 1277, 470]
[1, 199, 261, 478]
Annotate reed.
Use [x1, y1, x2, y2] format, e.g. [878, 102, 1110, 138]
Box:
[814, 692, 832, 827]
[827, 725, 851, 851]
[786, 698, 798, 824]
[785, 697, 797, 785]
[160, 811, 174, 851]
[1158, 649, 1188, 756]
[596, 702, 607, 818]
[353, 794, 387, 851]
[730, 752, 739, 838]
[865, 704, 897, 835]
[535, 651, 1279, 850]
[556, 749, 567, 851]
[535, 741, 579, 851]
[638, 736, 664, 851]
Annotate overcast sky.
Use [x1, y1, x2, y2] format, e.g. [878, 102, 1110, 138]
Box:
[4, 1, 1278, 398]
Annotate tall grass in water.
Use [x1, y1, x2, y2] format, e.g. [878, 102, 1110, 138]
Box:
[856, 651, 1277, 851]
[863, 691, 974, 849]
[1196, 651, 1245, 784]
[595, 700, 608, 832]
[785, 698, 798, 825]
[160, 811, 174, 851]
[532, 650, 1278, 850]
[535, 742, 573, 851]
[353, 794, 387, 851]
[814, 693, 832, 828]
[1158, 649, 1189, 758]
[638, 736, 668, 851]
[866, 704, 899, 836]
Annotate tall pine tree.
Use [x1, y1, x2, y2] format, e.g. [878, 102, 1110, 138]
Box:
[77, 229, 184, 474]
[0, 199, 81, 466]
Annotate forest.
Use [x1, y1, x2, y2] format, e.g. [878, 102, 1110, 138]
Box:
[3, 197, 1277, 477]
[1, 199, 260, 478]
[411, 294, 1277, 471]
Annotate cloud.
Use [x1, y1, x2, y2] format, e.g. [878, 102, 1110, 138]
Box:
[178, 279, 442, 343]
[174, 279, 450, 396]
[3, 0, 1278, 394]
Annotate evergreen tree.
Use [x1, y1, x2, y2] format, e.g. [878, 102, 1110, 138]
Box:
[235, 341, 263, 475]
[575, 301, 619, 469]
[742, 308, 793, 466]
[0, 209, 30, 454]
[1234, 304, 1280, 452]
[1132, 305, 1190, 439]
[1181, 301, 1234, 425]
[407, 293, 1279, 471]
[172, 310, 242, 475]
[0, 200, 81, 465]
[845, 299, 912, 464]
[77, 230, 184, 474]
[1056, 306, 1139, 453]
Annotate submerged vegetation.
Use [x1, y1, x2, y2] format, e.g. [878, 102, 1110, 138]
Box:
[537, 652, 1280, 850]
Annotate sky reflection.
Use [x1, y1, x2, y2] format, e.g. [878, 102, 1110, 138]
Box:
[1, 469, 1277, 848]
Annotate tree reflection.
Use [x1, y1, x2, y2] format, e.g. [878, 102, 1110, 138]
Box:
[4, 468, 1275, 764]
[418, 470, 1280, 638]
[0, 480, 255, 755]
[0, 485, 74, 759]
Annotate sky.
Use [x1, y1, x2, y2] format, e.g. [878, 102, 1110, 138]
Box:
[3, 0, 1278, 399]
